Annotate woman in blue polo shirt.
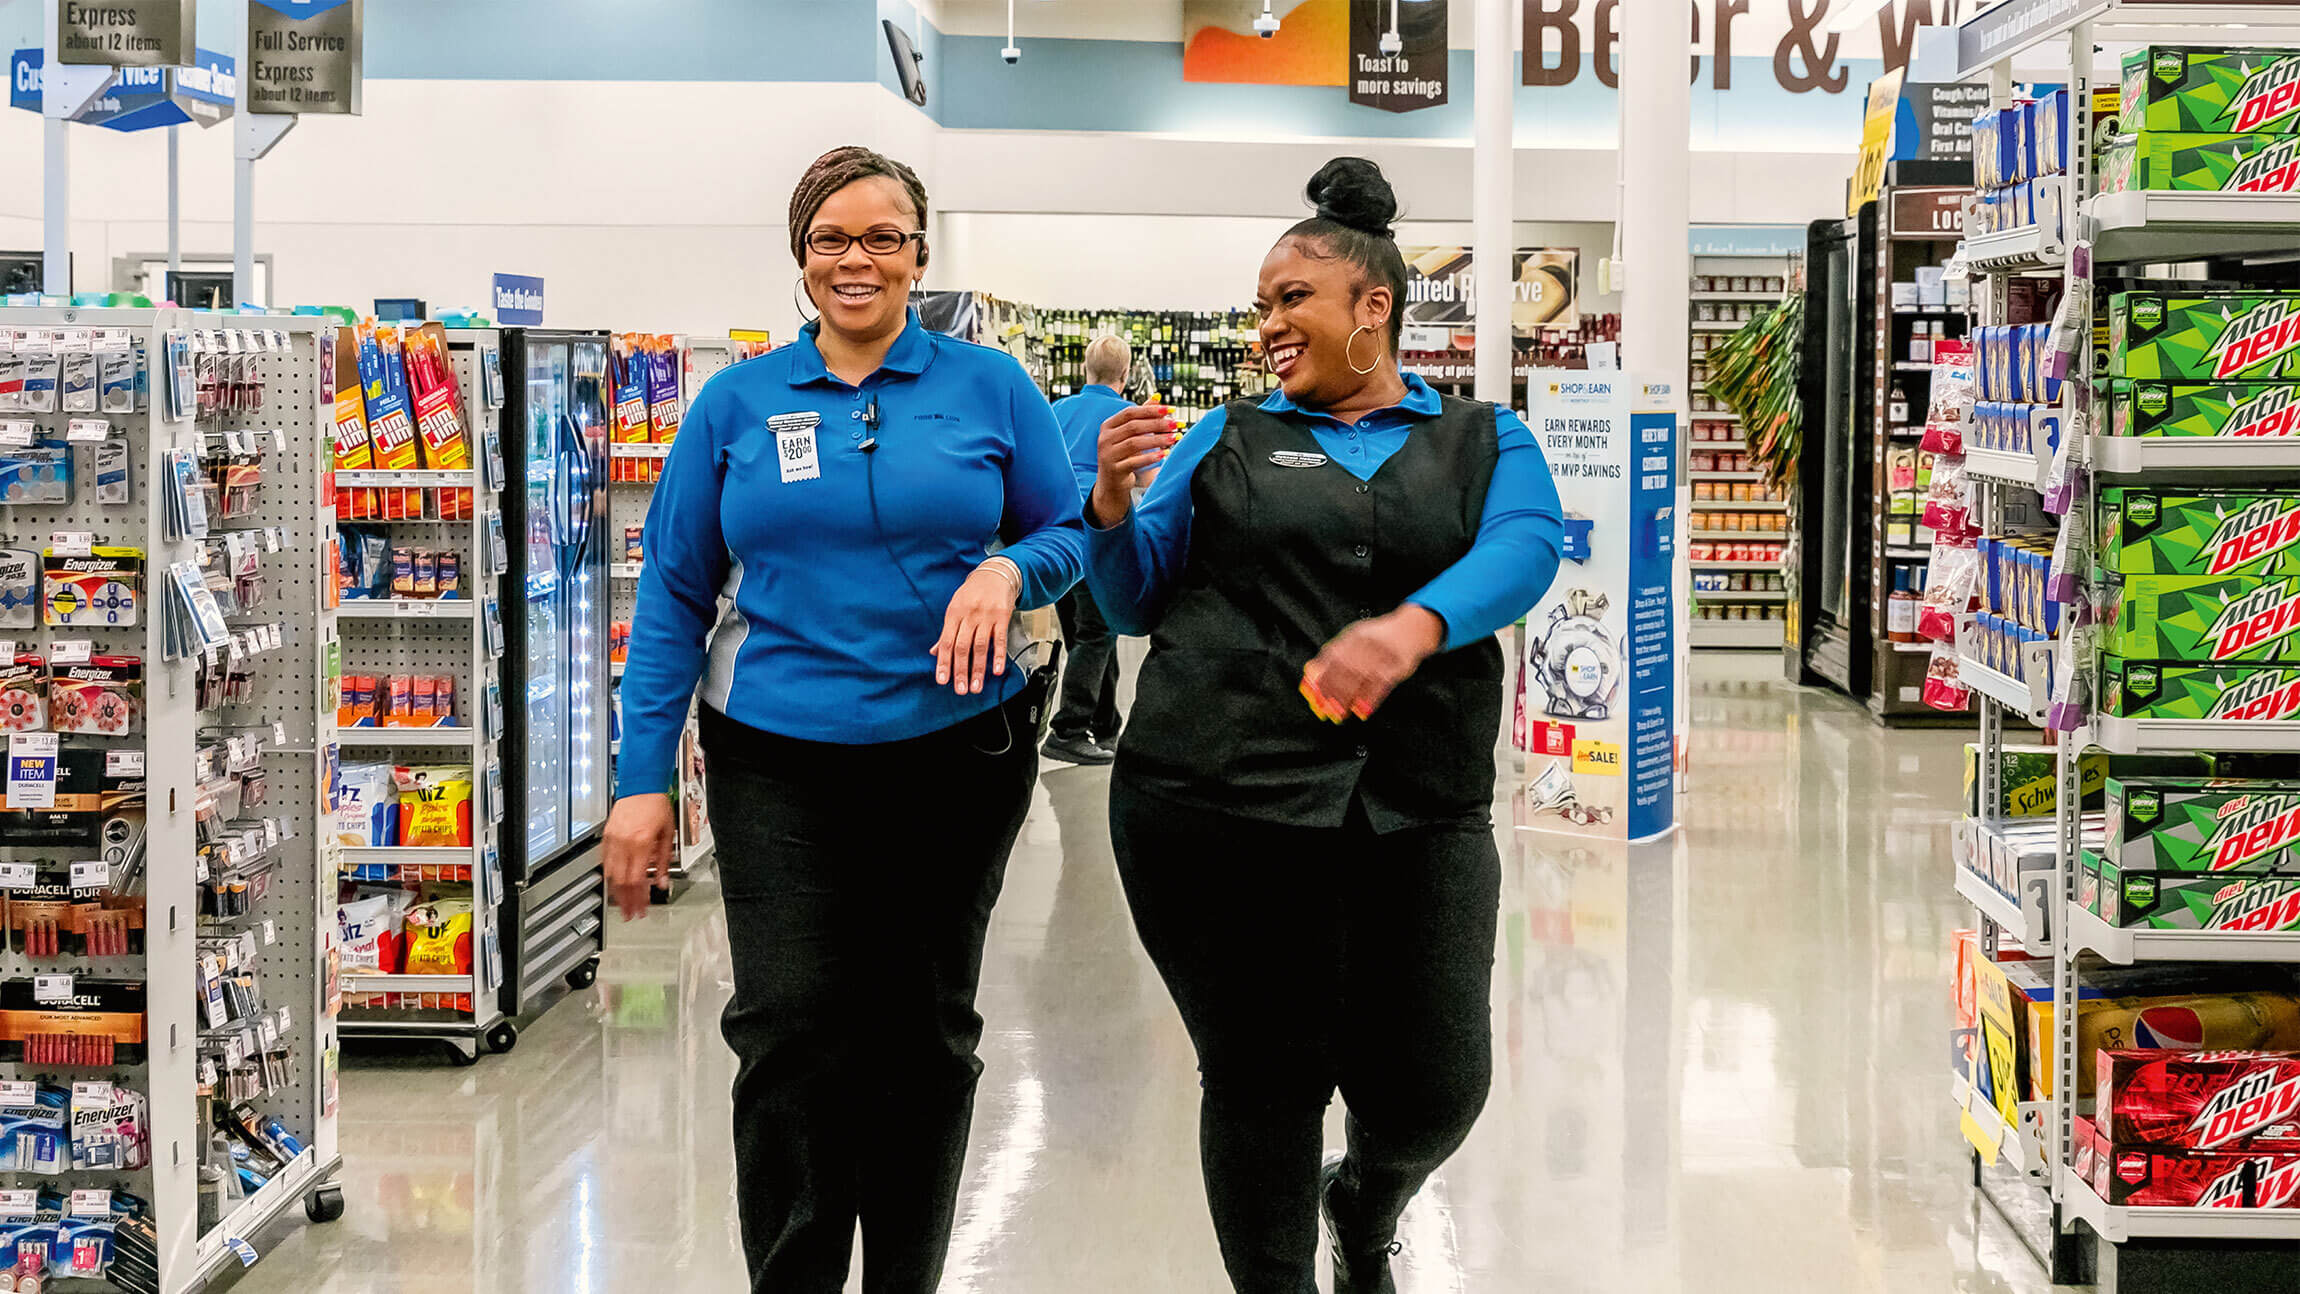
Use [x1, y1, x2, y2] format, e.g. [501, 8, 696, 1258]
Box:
[1086, 158, 1565, 1294]
[603, 146, 1085, 1294]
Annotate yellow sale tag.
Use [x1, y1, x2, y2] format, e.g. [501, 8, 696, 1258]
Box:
[1961, 1109, 2002, 1167]
[1571, 738, 1623, 775]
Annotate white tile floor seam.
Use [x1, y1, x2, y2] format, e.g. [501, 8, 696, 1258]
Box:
[229, 654, 2078, 1292]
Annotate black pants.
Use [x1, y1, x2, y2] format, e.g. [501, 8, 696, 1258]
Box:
[1052, 587, 1122, 744]
[1109, 777, 1501, 1294]
[702, 692, 1038, 1294]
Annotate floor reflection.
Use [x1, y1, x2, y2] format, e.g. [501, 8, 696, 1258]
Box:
[231, 654, 2072, 1293]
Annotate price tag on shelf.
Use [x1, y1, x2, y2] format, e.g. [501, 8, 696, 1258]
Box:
[227, 1237, 258, 1268]
[195, 856, 209, 884]
[0, 863, 35, 891]
[70, 1081, 112, 1109]
[264, 526, 282, 553]
[32, 973, 73, 1003]
[0, 421, 33, 448]
[272, 721, 287, 747]
[222, 1034, 244, 1066]
[277, 1004, 291, 1033]
[49, 640, 90, 666]
[225, 736, 246, 766]
[258, 1016, 278, 1049]
[0, 1083, 36, 1108]
[69, 859, 106, 890]
[68, 1189, 111, 1219]
[407, 600, 436, 617]
[65, 418, 108, 442]
[261, 920, 276, 946]
[196, 1057, 217, 1089]
[105, 749, 143, 777]
[7, 732, 59, 810]
[0, 642, 15, 664]
[48, 532, 93, 558]
[226, 636, 243, 664]
[226, 836, 250, 867]
[0, 1190, 36, 1216]
[263, 819, 279, 850]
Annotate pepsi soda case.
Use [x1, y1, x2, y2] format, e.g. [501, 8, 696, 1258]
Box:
[2077, 993, 2300, 1098]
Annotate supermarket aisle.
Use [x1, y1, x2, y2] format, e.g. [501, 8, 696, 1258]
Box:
[232, 654, 2063, 1293]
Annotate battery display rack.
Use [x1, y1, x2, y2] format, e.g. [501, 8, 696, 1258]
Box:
[0, 307, 343, 1292]
[324, 324, 516, 1063]
[606, 336, 731, 897]
[1940, 8, 2300, 1290]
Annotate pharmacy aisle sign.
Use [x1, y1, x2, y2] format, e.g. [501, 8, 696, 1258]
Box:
[248, 0, 362, 116]
[55, 0, 193, 67]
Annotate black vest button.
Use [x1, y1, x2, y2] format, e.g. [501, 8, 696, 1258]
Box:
[1353, 745, 1369, 758]
[1353, 545, 1369, 558]
[1355, 484, 1369, 494]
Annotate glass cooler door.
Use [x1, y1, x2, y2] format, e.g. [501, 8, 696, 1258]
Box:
[522, 342, 569, 861]
[565, 339, 611, 842]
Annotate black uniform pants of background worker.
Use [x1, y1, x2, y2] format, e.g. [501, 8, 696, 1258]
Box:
[701, 689, 1037, 1294]
[1052, 584, 1123, 746]
[1110, 776, 1503, 1294]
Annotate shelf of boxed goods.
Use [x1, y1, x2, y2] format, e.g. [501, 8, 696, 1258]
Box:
[2088, 190, 2300, 264]
[1954, 863, 2041, 951]
[1955, 654, 2052, 725]
[2065, 903, 2300, 966]
[2087, 434, 2300, 474]
[2060, 1166, 2300, 1243]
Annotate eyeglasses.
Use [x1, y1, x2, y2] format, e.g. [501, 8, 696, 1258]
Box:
[806, 228, 927, 258]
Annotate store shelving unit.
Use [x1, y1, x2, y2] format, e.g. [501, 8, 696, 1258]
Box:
[1688, 257, 1791, 650]
[0, 307, 342, 1288]
[331, 330, 512, 1063]
[605, 337, 735, 897]
[1938, 5, 2300, 1286]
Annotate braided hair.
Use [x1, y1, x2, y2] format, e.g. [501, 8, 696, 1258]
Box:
[1284, 157, 1407, 350]
[788, 146, 932, 267]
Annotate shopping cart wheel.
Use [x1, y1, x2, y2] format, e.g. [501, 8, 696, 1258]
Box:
[565, 958, 599, 990]
[486, 1021, 520, 1055]
[305, 1184, 345, 1224]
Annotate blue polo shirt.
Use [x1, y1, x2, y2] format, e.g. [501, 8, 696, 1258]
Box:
[1088, 374, 1563, 651]
[615, 311, 1087, 797]
[1052, 382, 1132, 502]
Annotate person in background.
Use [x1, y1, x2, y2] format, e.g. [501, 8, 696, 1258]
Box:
[602, 146, 1086, 1294]
[1084, 157, 1565, 1294]
[1043, 332, 1136, 765]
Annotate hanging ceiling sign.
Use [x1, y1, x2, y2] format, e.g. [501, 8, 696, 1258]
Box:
[10, 46, 233, 129]
[54, 0, 194, 68]
[248, 0, 363, 116]
[1349, 0, 1447, 113]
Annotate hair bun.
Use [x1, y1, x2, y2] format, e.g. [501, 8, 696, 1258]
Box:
[1306, 157, 1398, 239]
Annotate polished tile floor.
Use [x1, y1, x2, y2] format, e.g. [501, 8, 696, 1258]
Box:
[235, 654, 2071, 1293]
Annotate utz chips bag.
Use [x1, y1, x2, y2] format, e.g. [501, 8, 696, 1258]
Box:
[403, 899, 474, 975]
[392, 765, 472, 847]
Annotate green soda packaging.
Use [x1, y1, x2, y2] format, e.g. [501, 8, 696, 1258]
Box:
[2109, 291, 2300, 380]
[2096, 856, 2300, 932]
[2109, 381, 2300, 440]
[2122, 47, 2300, 134]
[2102, 132, 2300, 193]
[2104, 657, 2300, 721]
[2101, 488, 2300, 576]
[2107, 776, 2300, 871]
[2103, 573, 2300, 662]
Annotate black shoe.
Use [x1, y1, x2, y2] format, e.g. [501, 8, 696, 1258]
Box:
[1321, 1153, 1400, 1294]
[1040, 733, 1114, 766]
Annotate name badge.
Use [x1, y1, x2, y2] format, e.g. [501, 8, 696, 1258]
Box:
[768, 412, 822, 484]
[1269, 450, 1328, 468]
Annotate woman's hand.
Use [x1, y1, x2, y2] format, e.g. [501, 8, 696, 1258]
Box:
[1301, 606, 1447, 722]
[934, 560, 1022, 695]
[1088, 404, 1178, 529]
[604, 794, 675, 921]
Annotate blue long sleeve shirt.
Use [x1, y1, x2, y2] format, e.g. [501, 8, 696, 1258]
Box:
[614, 311, 1087, 798]
[1053, 383, 1132, 503]
[1088, 375, 1564, 651]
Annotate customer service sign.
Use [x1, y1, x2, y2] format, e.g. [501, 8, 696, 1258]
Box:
[1515, 376, 1677, 843]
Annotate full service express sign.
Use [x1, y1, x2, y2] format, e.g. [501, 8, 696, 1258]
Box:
[1349, 0, 1446, 113]
[248, 0, 362, 115]
[55, 0, 193, 68]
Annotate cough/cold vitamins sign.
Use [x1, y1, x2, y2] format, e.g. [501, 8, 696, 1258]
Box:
[55, 0, 193, 68]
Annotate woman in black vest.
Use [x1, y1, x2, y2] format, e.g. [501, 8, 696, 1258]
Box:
[1084, 157, 1566, 1294]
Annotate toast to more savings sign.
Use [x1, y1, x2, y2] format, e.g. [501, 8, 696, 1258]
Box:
[1349, 0, 1447, 112]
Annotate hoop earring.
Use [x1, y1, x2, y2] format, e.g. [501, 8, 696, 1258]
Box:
[793, 274, 818, 325]
[1345, 325, 1380, 376]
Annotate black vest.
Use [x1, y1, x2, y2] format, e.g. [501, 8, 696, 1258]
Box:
[1117, 395, 1503, 831]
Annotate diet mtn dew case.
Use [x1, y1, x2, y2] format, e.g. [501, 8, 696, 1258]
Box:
[2110, 292, 2300, 380]
[2107, 776, 2300, 872]
[2102, 488, 2300, 576]
[2124, 47, 2300, 134]
[2094, 856, 2300, 933]
[2104, 573, 2300, 663]
[2103, 132, 2300, 193]
[2104, 657, 2300, 721]
[2111, 381, 2300, 440]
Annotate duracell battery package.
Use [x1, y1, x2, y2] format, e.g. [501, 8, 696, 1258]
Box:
[6, 863, 142, 958]
[0, 748, 142, 851]
[0, 978, 146, 1066]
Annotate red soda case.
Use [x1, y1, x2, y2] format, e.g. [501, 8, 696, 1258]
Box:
[2100, 1049, 2300, 1150]
[2102, 1143, 2300, 1207]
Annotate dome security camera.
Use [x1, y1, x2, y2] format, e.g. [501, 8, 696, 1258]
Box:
[1379, 29, 1402, 54]
[1253, 11, 1280, 37]
[1001, 44, 1021, 63]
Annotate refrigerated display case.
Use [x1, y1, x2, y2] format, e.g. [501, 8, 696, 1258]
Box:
[498, 329, 612, 1021]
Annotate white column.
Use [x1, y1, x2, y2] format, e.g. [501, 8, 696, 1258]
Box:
[1618, 0, 1690, 396]
[41, 4, 69, 295]
[167, 126, 181, 274]
[1471, 0, 1514, 407]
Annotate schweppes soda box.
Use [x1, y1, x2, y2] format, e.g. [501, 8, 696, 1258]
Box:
[2110, 381, 2300, 440]
[2102, 488, 2300, 576]
[2103, 132, 2300, 193]
[2105, 657, 2300, 722]
[2110, 291, 2300, 381]
[2092, 851, 2300, 933]
[2107, 776, 2300, 871]
[2123, 47, 2300, 134]
[2103, 573, 2300, 662]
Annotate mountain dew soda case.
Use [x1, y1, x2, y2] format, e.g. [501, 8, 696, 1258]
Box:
[2102, 488, 2300, 576]
[2123, 47, 2300, 134]
[2109, 292, 2300, 380]
[2110, 381, 2300, 440]
[2104, 657, 2300, 721]
[2103, 132, 2300, 194]
[2098, 860, 2300, 933]
[2107, 776, 2300, 871]
[2104, 573, 2300, 662]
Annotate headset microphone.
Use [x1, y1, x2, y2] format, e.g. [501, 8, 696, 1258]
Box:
[861, 396, 879, 452]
